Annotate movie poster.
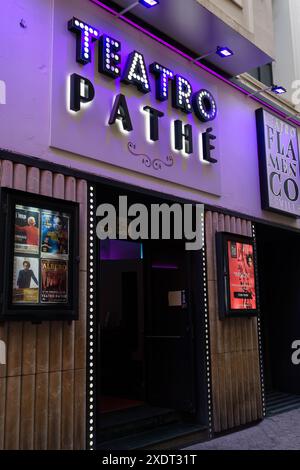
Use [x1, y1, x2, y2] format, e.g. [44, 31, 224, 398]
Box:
[12, 256, 39, 304]
[228, 241, 257, 310]
[14, 205, 40, 255]
[41, 259, 68, 303]
[41, 210, 69, 258]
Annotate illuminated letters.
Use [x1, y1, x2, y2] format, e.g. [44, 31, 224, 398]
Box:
[150, 63, 174, 102]
[109, 94, 133, 132]
[174, 120, 193, 154]
[122, 51, 151, 94]
[143, 106, 164, 141]
[68, 17, 99, 65]
[70, 73, 95, 112]
[172, 75, 192, 114]
[68, 17, 219, 165]
[98, 35, 121, 78]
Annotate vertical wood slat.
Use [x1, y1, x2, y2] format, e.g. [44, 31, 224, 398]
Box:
[232, 217, 247, 426]
[75, 180, 87, 371]
[20, 374, 35, 449]
[4, 376, 21, 449]
[61, 176, 76, 450]
[47, 174, 64, 449]
[34, 372, 48, 450]
[4, 163, 24, 449]
[22, 167, 40, 374]
[19, 167, 41, 449]
[206, 211, 221, 432]
[61, 369, 74, 449]
[34, 170, 52, 450]
[49, 174, 64, 373]
[74, 368, 86, 450]
[7, 164, 26, 377]
[48, 371, 61, 449]
[74, 180, 87, 450]
[62, 177, 76, 373]
[207, 211, 262, 434]
[0, 377, 5, 450]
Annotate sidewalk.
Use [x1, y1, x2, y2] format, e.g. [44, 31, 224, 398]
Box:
[185, 409, 300, 450]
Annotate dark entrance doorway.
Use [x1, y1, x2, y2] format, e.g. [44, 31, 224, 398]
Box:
[256, 223, 300, 415]
[145, 239, 195, 413]
[95, 186, 208, 448]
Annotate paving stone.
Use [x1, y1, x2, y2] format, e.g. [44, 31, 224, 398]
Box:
[185, 409, 300, 450]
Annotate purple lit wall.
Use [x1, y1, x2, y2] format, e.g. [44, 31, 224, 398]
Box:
[100, 239, 143, 260]
[0, 0, 299, 230]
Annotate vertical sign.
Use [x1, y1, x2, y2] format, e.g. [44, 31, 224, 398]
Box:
[256, 108, 300, 217]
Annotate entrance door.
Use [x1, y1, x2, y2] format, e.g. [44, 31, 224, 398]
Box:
[144, 240, 196, 413]
[256, 224, 300, 396]
[98, 239, 145, 414]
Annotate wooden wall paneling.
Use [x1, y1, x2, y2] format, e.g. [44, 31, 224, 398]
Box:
[241, 219, 253, 423]
[3, 163, 25, 449]
[232, 217, 247, 425]
[4, 376, 21, 449]
[0, 377, 5, 449]
[34, 170, 52, 449]
[22, 167, 40, 377]
[48, 370, 61, 449]
[74, 368, 86, 450]
[63, 177, 76, 372]
[218, 213, 234, 430]
[36, 170, 52, 375]
[49, 174, 64, 373]
[34, 372, 48, 449]
[61, 176, 76, 449]
[19, 167, 40, 450]
[47, 173, 65, 449]
[7, 164, 26, 380]
[213, 212, 227, 431]
[247, 220, 262, 420]
[20, 374, 35, 449]
[0, 160, 88, 449]
[224, 214, 240, 427]
[205, 211, 221, 432]
[61, 369, 74, 450]
[75, 180, 87, 371]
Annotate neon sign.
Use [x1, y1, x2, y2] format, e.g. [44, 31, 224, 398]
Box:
[68, 16, 218, 164]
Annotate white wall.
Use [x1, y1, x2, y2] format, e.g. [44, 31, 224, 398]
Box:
[272, 0, 300, 109]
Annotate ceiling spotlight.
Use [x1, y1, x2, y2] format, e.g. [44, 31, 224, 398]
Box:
[139, 0, 160, 7]
[248, 84, 287, 97]
[192, 46, 234, 63]
[216, 46, 234, 58]
[116, 0, 159, 17]
[271, 85, 287, 95]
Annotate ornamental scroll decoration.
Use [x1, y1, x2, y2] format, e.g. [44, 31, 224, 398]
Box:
[128, 142, 174, 171]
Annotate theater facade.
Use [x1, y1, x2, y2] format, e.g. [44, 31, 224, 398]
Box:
[0, 0, 300, 450]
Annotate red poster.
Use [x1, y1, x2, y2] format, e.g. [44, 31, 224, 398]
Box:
[228, 241, 256, 310]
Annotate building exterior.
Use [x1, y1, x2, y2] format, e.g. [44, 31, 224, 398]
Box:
[0, 0, 299, 450]
[272, 0, 300, 109]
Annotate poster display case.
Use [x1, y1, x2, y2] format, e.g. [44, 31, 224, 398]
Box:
[216, 232, 259, 319]
[0, 188, 79, 321]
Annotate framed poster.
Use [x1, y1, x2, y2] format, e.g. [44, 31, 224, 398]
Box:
[216, 232, 258, 319]
[0, 188, 79, 321]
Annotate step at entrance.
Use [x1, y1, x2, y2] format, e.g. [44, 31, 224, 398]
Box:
[266, 391, 300, 416]
[97, 405, 208, 449]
